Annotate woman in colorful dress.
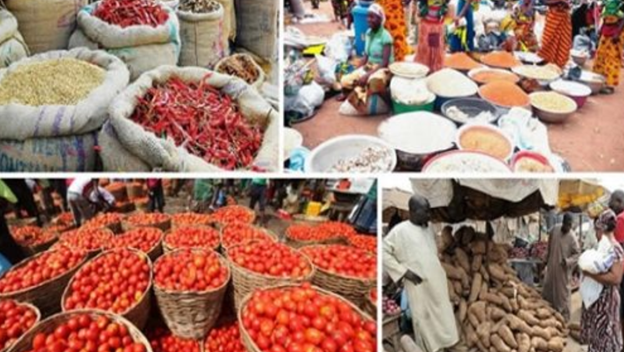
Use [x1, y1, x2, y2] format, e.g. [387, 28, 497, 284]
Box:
[592, 0, 624, 94]
[511, 0, 539, 52]
[449, 0, 476, 52]
[538, 0, 573, 68]
[581, 210, 624, 352]
[414, 0, 448, 71]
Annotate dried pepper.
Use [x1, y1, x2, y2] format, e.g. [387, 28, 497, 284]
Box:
[131, 76, 262, 170]
[179, 0, 221, 13]
[94, 0, 169, 28]
[378, 0, 411, 61]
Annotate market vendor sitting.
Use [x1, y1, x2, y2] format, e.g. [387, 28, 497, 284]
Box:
[336, 4, 394, 108]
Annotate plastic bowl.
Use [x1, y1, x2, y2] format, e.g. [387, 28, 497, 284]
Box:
[549, 80, 591, 108]
[529, 92, 578, 124]
[422, 150, 512, 173]
[511, 150, 556, 173]
[579, 71, 606, 95]
[441, 98, 499, 125]
[570, 50, 588, 67]
[456, 123, 515, 161]
[468, 67, 521, 85]
[304, 135, 397, 173]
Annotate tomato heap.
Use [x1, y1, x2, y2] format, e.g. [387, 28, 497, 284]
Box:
[241, 283, 376, 352]
[285, 225, 337, 243]
[154, 249, 228, 291]
[164, 227, 220, 251]
[229, 241, 311, 278]
[64, 249, 150, 313]
[56, 228, 114, 252]
[317, 222, 356, 239]
[25, 314, 147, 352]
[300, 246, 376, 280]
[109, 228, 162, 253]
[82, 213, 123, 230]
[10, 226, 56, 246]
[221, 223, 273, 249]
[212, 206, 254, 225]
[204, 322, 245, 352]
[171, 212, 212, 227]
[127, 213, 170, 226]
[148, 327, 200, 352]
[0, 300, 38, 350]
[0, 249, 85, 293]
[55, 212, 75, 227]
[347, 235, 376, 254]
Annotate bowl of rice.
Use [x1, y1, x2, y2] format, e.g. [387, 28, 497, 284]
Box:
[512, 65, 561, 86]
[422, 150, 512, 173]
[529, 91, 578, 124]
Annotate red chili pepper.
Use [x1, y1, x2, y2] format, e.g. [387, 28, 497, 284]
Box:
[94, 0, 168, 28]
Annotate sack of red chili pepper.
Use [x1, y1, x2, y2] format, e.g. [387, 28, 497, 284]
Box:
[177, 1, 226, 68]
[99, 66, 280, 172]
[69, 0, 181, 80]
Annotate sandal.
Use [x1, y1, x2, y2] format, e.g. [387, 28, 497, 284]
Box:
[600, 87, 615, 95]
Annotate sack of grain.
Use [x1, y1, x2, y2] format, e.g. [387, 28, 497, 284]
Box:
[177, 3, 226, 68]
[234, 0, 278, 60]
[69, 2, 181, 80]
[5, 0, 87, 54]
[0, 133, 98, 172]
[99, 66, 279, 172]
[0, 10, 30, 68]
[215, 0, 236, 44]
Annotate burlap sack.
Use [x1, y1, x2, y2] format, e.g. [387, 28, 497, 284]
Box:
[215, 53, 265, 90]
[69, 2, 181, 80]
[99, 66, 279, 172]
[234, 0, 278, 60]
[214, 0, 236, 43]
[0, 10, 29, 68]
[177, 4, 226, 68]
[0, 47, 130, 141]
[0, 133, 98, 172]
[5, 0, 86, 54]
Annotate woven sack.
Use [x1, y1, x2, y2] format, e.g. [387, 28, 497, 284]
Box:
[234, 0, 278, 59]
[177, 4, 226, 68]
[215, 53, 265, 90]
[0, 10, 29, 68]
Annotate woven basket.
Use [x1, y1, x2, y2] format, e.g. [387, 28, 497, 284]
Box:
[107, 184, 129, 203]
[0, 301, 41, 352]
[6, 309, 153, 352]
[127, 183, 147, 200]
[18, 236, 59, 257]
[57, 228, 116, 260]
[162, 226, 221, 254]
[135, 199, 150, 212]
[171, 215, 214, 229]
[61, 249, 153, 330]
[214, 207, 256, 229]
[123, 217, 172, 232]
[237, 284, 374, 352]
[115, 202, 137, 214]
[225, 242, 315, 310]
[362, 291, 377, 320]
[285, 236, 347, 249]
[0, 250, 87, 317]
[153, 249, 230, 339]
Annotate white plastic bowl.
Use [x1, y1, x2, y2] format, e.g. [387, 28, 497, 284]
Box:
[304, 135, 397, 173]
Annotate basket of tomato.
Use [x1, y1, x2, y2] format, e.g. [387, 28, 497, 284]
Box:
[204, 320, 246, 352]
[0, 299, 40, 352]
[106, 182, 129, 203]
[146, 326, 201, 352]
[6, 310, 153, 352]
[226, 240, 315, 310]
[62, 249, 153, 330]
[153, 248, 230, 339]
[170, 212, 214, 229]
[114, 201, 137, 214]
[0, 248, 87, 316]
[54, 228, 115, 259]
[348, 234, 377, 254]
[212, 206, 255, 228]
[82, 213, 124, 234]
[285, 223, 349, 248]
[52, 212, 74, 227]
[362, 287, 377, 320]
[107, 227, 164, 261]
[300, 245, 377, 305]
[220, 223, 278, 251]
[124, 213, 172, 232]
[237, 283, 376, 352]
[10, 226, 59, 257]
[162, 226, 220, 253]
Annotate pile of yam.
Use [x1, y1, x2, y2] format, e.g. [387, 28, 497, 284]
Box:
[440, 227, 568, 352]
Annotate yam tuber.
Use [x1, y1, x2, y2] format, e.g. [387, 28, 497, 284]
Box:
[507, 315, 532, 335]
[470, 301, 487, 323]
[459, 227, 476, 246]
[455, 248, 471, 273]
[490, 334, 511, 352]
[469, 273, 483, 303]
[488, 264, 507, 282]
[454, 280, 464, 296]
[530, 337, 548, 351]
[477, 322, 492, 348]
[472, 254, 483, 273]
[465, 322, 478, 348]
[480, 265, 491, 282]
[443, 262, 463, 280]
[458, 265, 471, 289]
[538, 318, 562, 330]
[515, 333, 530, 352]
[481, 292, 503, 306]
[530, 326, 551, 341]
[498, 293, 513, 312]
[517, 310, 539, 326]
[499, 287, 516, 299]
[535, 308, 550, 320]
[497, 325, 518, 349]
[449, 280, 461, 304]
[440, 226, 454, 252]
[459, 299, 468, 323]
[489, 306, 506, 321]
[547, 337, 564, 352]
[470, 240, 487, 255]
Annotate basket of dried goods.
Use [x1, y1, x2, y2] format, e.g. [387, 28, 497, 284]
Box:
[212, 205, 255, 227]
[170, 212, 213, 229]
[54, 228, 115, 259]
[0, 300, 40, 352]
[226, 240, 315, 310]
[300, 245, 377, 305]
[82, 212, 124, 234]
[215, 54, 265, 89]
[124, 213, 171, 232]
[238, 283, 376, 352]
[107, 227, 164, 261]
[9, 225, 58, 257]
[347, 234, 377, 254]
[153, 248, 230, 339]
[162, 226, 220, 253]
[146, 326, 201, 352]
[0, 248, 86, 316]
[362, 287, 377, 320]
[62, 249, 153, 330]
[7, 310, 153, 352]
[204, 321, 246, 352]
[220, 222, 277, 251]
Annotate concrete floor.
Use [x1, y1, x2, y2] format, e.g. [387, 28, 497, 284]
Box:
[288, 0, 624, 172]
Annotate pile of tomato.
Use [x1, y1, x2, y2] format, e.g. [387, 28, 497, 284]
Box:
[204, 322, 246, 352]
[171, 213, 213, 227]
[82, 213, 123, 230]
[164, 227, 220, 251]
[154, 249, 228, 292]
[56, 228, 114, 253]
[108, 228, 163, 253]
[126, 213, 171, 227]
[147, 327, 200, 352]
[318, 222, 356, 238]
[229, 241, 311, 278]
[55, 212, 75, 227]
[285, 225, 338, 243]
[10, 226, 56, 247]
[24, 314, 148, 352]
[212, 206, 254, 225]
[0, 300, 39, 351]
[221, 223, 273, 249]
[347, 235, 377, 254]
[0, 249, 85, 293]
[241, 283, 376, 352]
[300, 245, 376, 280]
[63, 249, 150, 314]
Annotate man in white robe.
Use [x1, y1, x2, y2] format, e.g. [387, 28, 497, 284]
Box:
[383, 195, 459, 352]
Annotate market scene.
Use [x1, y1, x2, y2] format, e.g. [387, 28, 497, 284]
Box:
[381, 177, 624, 352]
[284, 0, 624, 173]
[0, 177, 377, 352]
[0, 0, 279, 172]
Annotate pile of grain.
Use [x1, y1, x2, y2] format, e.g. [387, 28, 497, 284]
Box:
[426, 68, 478, 98]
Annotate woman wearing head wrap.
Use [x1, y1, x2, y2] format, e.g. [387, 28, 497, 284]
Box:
[414, 0, 448, 71]
[337, 3, 394, 110]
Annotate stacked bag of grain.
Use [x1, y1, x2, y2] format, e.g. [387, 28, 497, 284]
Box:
[176, 0, 226, 68]
[0, 10, 29, 68]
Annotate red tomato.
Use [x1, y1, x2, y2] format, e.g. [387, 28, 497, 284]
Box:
[212, 206, 254, 225]
[107, 228, 163, 253]
[154, 249, 228, 292]
[229, 240, 311, 278]
[164, 227, 220, 251]
[126, 213, 170, 227]
[147, 326, 200, 352]
[300, 245, 376, 280]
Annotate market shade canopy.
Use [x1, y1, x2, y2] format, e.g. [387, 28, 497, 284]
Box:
[558, 179, 606, 211]
[409, 179, 559, 223]
[382, 187, 411, 222]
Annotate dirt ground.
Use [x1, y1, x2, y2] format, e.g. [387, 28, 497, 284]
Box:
[288, 0, 624, 172]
